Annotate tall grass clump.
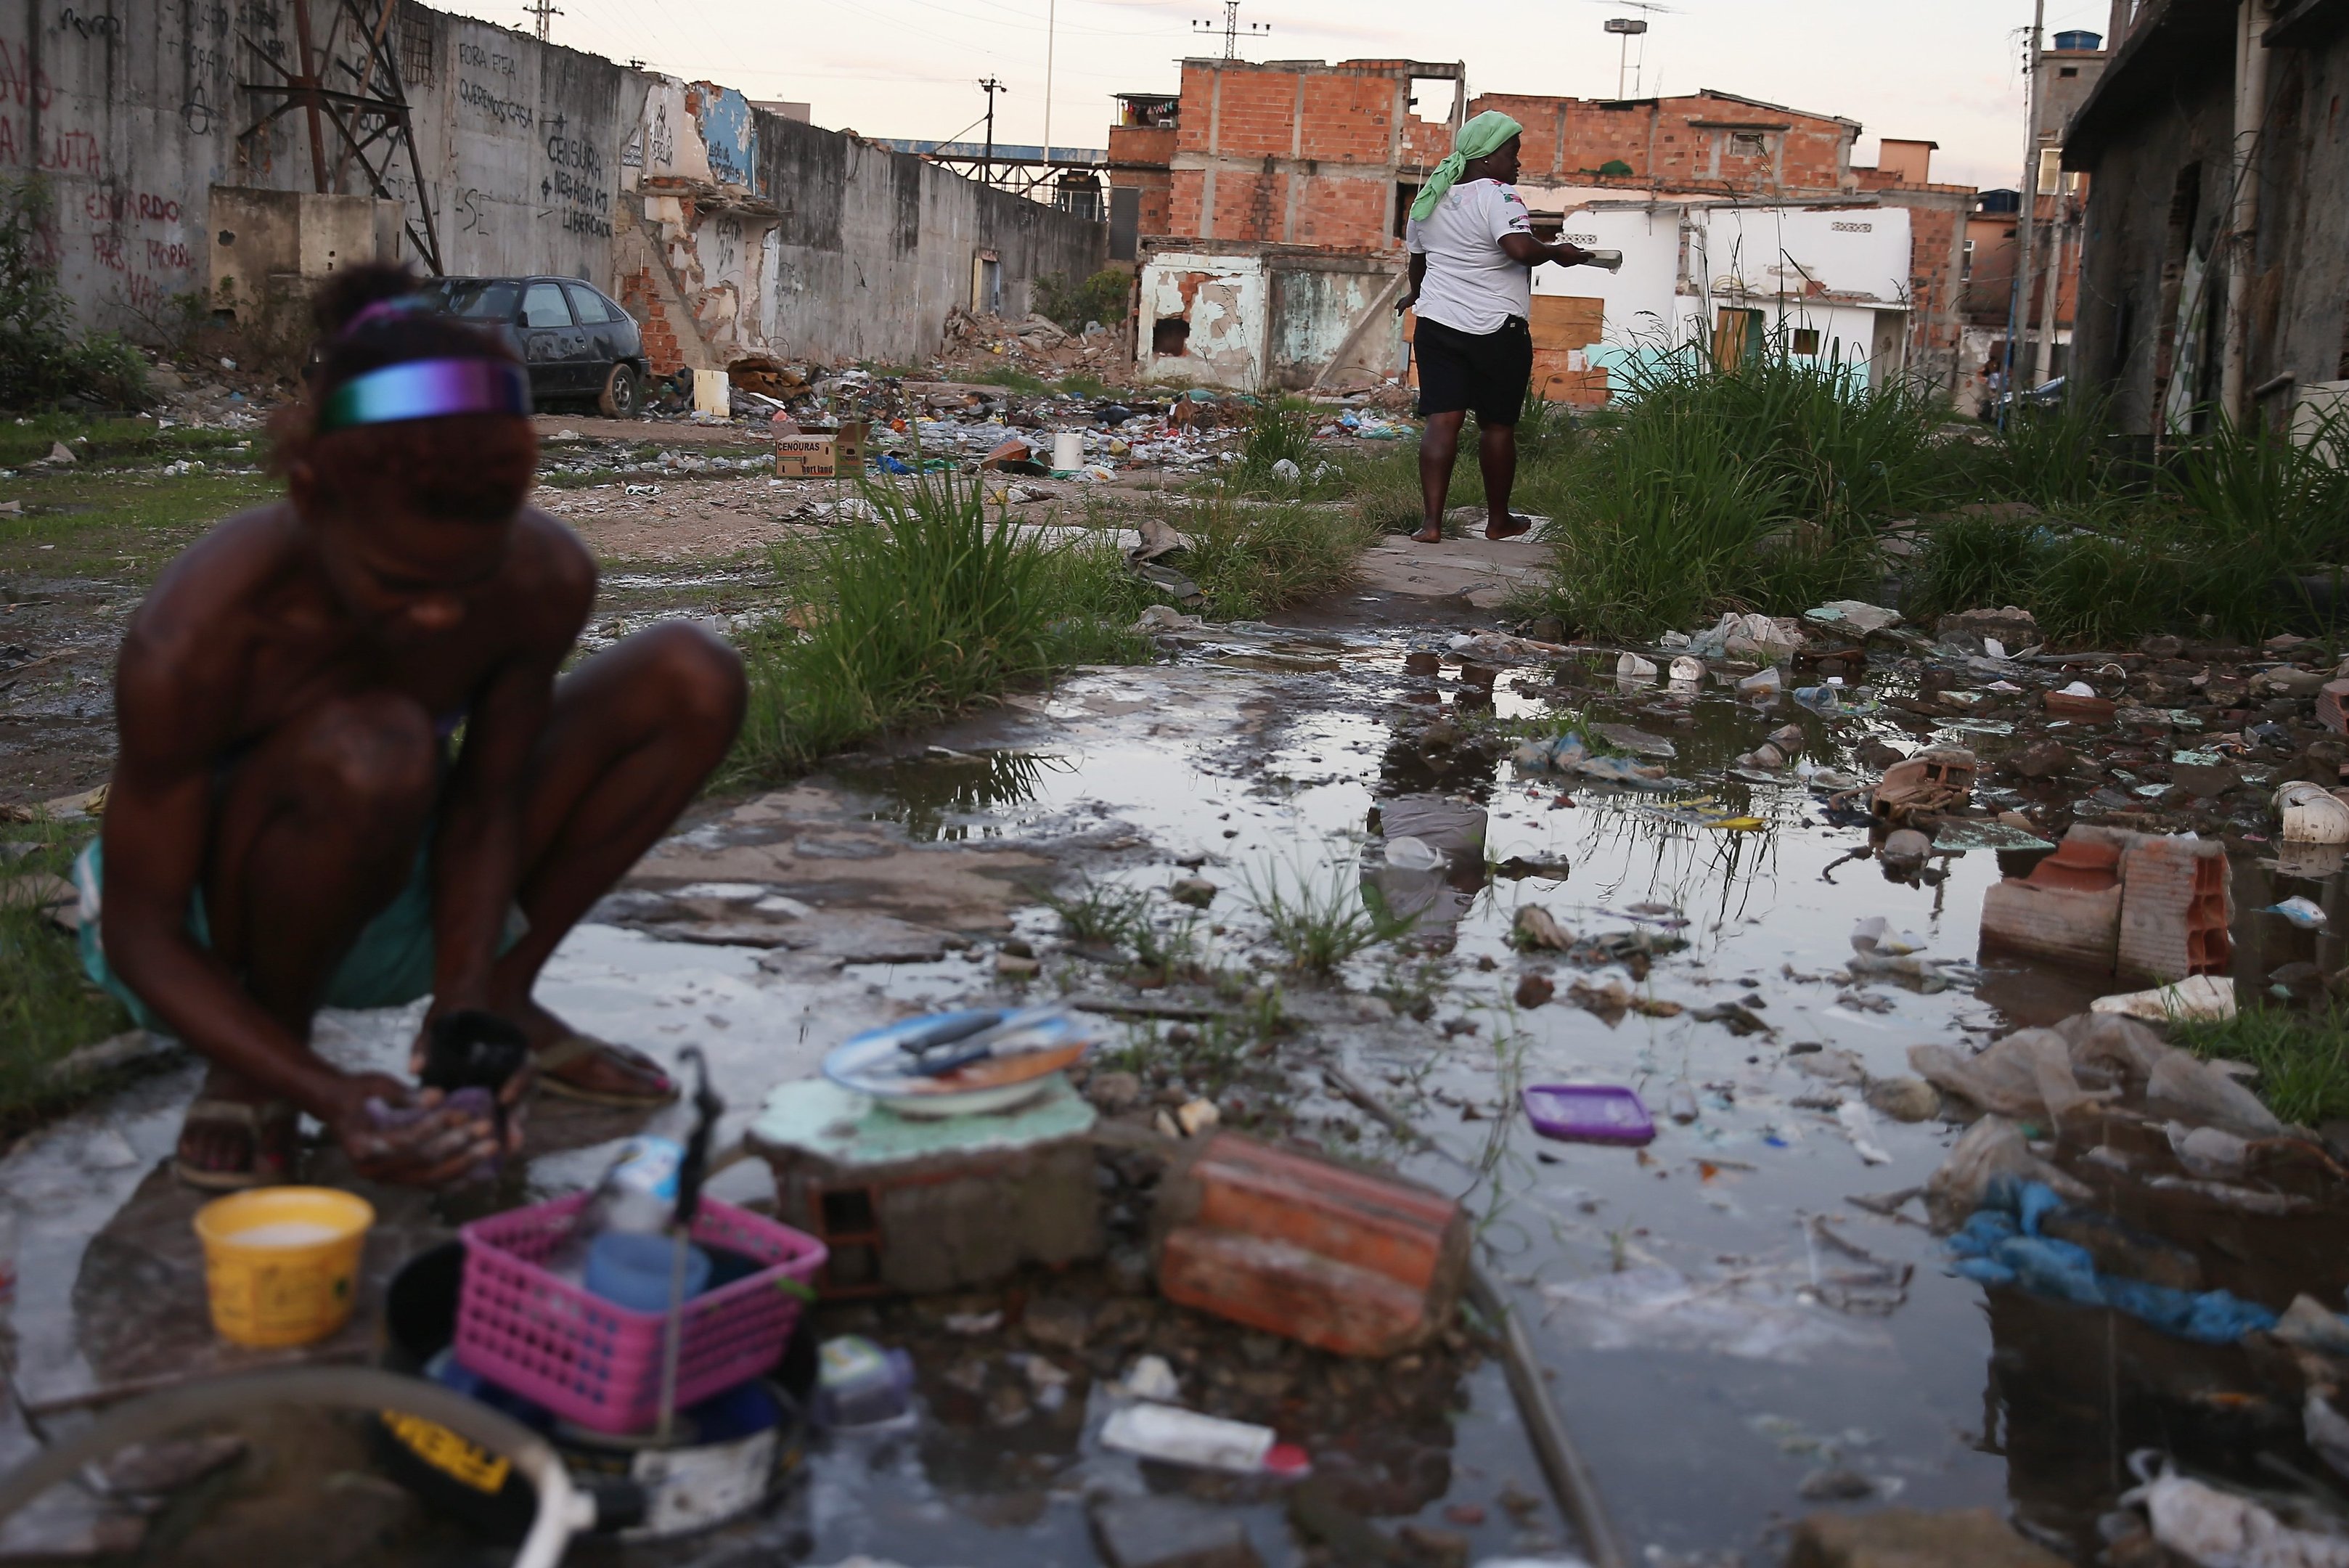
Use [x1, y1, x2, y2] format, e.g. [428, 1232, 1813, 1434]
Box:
[1908, 404, 2349, 645]
[727, 475, 1148, 779]
[1157, 492, 1378, 618]
[1230, 399, 1318, 490]
[1, 816, 134, 1132]
[1533, 341, 1947, 638]
[1244, 857, 1414, 976]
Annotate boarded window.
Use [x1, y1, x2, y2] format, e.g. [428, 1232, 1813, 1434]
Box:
[397, 11, 433, 86]
[1792, 327, 1821, 356]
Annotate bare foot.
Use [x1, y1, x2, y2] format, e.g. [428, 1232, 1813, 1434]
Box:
[1411, 523, 1444, 544]
[1485, 514, 1533, 541]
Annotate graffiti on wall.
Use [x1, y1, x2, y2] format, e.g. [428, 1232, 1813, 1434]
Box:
[542, 113, 608, 237]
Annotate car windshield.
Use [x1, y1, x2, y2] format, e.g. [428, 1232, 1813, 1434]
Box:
[430, 279, 520, 320]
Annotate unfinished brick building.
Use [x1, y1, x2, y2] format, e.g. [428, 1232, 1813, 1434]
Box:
[1161, 58, 1466, 248]
[1111, 61, 1975, 397]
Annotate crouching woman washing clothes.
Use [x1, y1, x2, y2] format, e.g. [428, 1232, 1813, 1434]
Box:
[1399, 111, 1599, 545]
[75, 266, 747, 1190]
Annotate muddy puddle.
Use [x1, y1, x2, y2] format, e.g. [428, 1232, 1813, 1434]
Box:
[9, 629, 2345, 1565]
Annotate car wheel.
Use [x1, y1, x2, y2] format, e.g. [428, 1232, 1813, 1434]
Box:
[598, 362, 640, 419]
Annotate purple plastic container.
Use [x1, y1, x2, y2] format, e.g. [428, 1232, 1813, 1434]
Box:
[1521, 1084, 1655, 1146]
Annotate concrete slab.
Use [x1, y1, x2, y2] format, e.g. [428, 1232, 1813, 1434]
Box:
[1355, 534, 1549, 610]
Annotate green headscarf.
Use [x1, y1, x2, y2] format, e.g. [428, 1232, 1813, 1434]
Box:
[1410, 110, 1524, 221]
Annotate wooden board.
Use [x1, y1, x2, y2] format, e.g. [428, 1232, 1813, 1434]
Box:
[1529, 295, 1604, 350]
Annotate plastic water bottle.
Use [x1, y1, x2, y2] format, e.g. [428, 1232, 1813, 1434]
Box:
[546, 1132, 687, 1282]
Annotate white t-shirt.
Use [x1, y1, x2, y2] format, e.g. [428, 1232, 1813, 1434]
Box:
[1405, 179, 1535, 336]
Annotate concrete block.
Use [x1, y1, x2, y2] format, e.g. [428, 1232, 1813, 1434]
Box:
[1088, 1494, 1262, 1568]
[1786, 1506, 2066, 1568]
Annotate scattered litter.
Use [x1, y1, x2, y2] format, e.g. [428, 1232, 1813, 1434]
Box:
[2266, 896, 2331, 928]
[1099, 1403, 1288, 1473]
[2125, 1461, 2349, 1567]
[2088, 973, 2237, 1023]
[1538, 1264, 1892, 1364]
[1522, 1084, 1655, 1146]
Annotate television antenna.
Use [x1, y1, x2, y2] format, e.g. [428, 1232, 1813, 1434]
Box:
[1193, 1, 1268, 60]
[1590, 0, 1677, 97]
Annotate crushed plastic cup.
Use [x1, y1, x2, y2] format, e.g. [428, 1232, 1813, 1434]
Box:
[1383, 835, 1446, 872]
[1616, 653, 1657, 683]
[1668, 656, 1705, 684]
[1737, 667, 1784, 698]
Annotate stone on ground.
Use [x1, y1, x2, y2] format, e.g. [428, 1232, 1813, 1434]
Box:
[1786, 1506, 2067, 1567]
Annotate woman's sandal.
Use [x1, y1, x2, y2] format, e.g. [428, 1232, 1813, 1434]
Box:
[172, 1098, 300, 1191]
[534, 1034, 679, 1108]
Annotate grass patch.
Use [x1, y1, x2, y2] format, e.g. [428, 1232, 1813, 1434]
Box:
[2174, 1004, 2349, 1127]
[967, 363, 1053, 395]
[0, 816, 135, 1135]
[724, 474, 1151, 780]
[1, 468, 277, 580]
[1146, 493, 1377, 619]
[0, 415, 253, 471]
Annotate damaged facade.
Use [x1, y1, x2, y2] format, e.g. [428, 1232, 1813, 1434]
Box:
[4, 1, 1103, 374]
[2064, 0, 2349, 440]
[1113, 64, 1972, 395]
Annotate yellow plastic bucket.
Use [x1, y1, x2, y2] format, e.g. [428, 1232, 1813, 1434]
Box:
[194, 1187, 375, 1347]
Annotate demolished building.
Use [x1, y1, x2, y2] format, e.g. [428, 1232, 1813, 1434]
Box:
[1111, 63, 1973, 396]
[2063, 0, 2349, 442]
[7, 1, 1104, 379]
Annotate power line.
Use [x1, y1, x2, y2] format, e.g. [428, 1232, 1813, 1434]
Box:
[1192, 1, 1266, 59]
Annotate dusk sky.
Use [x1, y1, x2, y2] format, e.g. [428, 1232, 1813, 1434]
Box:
[444, 0, 2117, 192]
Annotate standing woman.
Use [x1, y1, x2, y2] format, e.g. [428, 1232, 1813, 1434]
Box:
[1400, 111, 1596, 544]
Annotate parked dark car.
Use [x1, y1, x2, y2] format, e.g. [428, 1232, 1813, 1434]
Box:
[422, 276, 648, 417]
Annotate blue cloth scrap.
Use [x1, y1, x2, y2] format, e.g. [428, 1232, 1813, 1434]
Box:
[1944, 1179, 2280, 1345]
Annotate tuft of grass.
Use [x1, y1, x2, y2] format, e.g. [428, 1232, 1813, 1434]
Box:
[1232, 399, 1318, 489]
[968, 363, 1053, 395]
[2174, 1004, 2349, 1128]
[1, 468, 278, 581]
[1243, 857, 1415, 976]
[1039, 876, 1154, 950]
[1151, 493, 1377, 619]
[724, 474, 1150, 780]
[0, 816, 136, 1134]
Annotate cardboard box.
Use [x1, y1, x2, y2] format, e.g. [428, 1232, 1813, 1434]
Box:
[773, 421, 870, 480]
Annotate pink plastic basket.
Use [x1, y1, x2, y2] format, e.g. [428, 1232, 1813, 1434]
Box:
[453, 1193, 825, 1434]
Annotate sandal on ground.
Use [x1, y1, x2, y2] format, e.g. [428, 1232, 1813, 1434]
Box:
[534, 1035, 678, 1108]
[172, 1098, 299, 1192]
[1484, 514, 1535, 541]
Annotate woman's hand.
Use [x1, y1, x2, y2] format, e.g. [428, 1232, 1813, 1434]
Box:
[325, 1072, 502, 1188]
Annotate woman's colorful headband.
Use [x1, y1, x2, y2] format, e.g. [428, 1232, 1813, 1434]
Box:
[316, 358, 533, 433]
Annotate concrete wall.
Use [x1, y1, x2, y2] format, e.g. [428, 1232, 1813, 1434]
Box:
[2066, 0, 2349, 436]
[1, 0, 1104, 367]
[1137, 242, 1402, 388]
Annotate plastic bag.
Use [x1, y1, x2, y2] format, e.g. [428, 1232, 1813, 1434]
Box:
[1923, 1115, 2089, 1230]
[2125, 1466, 2349, 1567]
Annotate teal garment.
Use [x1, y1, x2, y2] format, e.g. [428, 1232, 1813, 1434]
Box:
[73, 833, 494, 1031]
[1410, 110, 1526, 221]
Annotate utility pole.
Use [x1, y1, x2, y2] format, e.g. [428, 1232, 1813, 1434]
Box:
[2001, 0, 2045, 420]
[978, 77, 1007, 187]
[525, 0, 560, 42]
[1604, 18, 1648, 98]
[1193, 1, 1267, 60]
[1042, 0, 1056, 189]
